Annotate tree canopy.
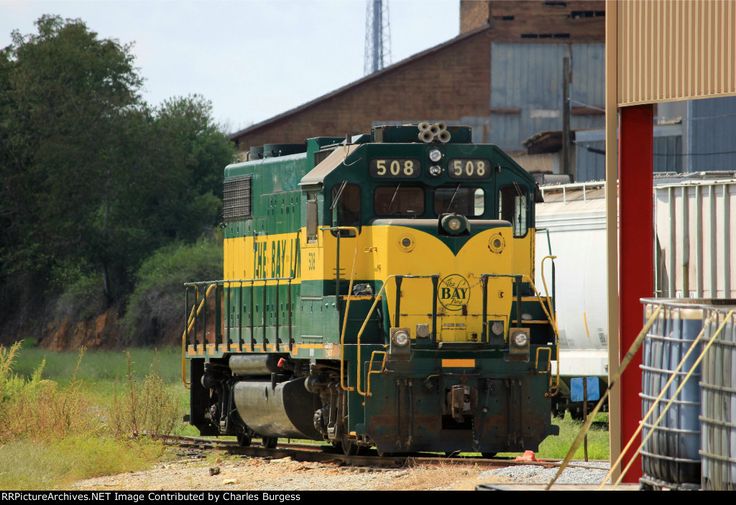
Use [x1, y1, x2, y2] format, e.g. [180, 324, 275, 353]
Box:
[0, 15, 234, 320]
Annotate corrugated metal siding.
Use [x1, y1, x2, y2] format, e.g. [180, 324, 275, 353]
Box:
[617, 0, 736, 106]
[655, 179, 736, 299]
[490, 43, 605, 151]
[688, 96, 736, 171]
[574, 125, 683, 182]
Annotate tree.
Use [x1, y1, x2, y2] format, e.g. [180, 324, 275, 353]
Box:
[0, 15, 142, 295]
[0, 15, 234, 317]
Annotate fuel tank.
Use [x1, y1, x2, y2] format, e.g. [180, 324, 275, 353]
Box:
[232, 377, 322, 439]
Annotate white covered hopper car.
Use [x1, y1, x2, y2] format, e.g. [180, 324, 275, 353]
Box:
[535, 174, 736, 418]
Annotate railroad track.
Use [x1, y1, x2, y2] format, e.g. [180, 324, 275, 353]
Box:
[152, 434, 601, 471]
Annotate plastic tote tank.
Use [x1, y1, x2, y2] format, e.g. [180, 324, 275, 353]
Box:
[640, 299, 705, 489]
[700, 305, 736, 490]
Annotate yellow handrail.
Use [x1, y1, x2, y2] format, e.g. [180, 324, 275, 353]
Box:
[355, 275, 397, 397]
[366, 350, 388, 397]
[181, 283, 217, 388]
[325, 226, 361, 392]
[523, 274, 560, 394]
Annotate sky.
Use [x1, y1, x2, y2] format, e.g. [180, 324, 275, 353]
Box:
[1, 0, 460, 133]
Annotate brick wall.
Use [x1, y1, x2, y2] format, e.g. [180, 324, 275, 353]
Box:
[232, 1, 605, 154]
[234, 30, 493, 153]
[460, 0, 490, 33]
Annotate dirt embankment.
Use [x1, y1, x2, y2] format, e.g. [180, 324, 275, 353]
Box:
[43, 308, 121, 350]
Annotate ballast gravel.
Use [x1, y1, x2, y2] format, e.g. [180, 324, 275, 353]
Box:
[480, 461, 610, 486]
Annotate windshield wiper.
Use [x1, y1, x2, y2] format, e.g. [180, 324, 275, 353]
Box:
[330, 180, 348, 211]
[388, 183, 401, 214]
[446, 184, 461, 213]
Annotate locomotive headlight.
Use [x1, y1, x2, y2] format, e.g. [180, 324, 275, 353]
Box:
[428, 164, 442, 176]
[441, 214, 469, 235]
[512, 331, 529, 347]
[428, 149, 442, 162]
[394, 330, 410, 347]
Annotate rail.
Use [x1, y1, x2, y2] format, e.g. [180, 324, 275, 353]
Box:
[180, 276, 296, 385]
[319, 226, 361, 393]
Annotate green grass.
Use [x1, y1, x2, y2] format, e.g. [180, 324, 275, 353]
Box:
[0, 435, 166, 490]
[537, 412, 609, 460]
[13, 345, 181, 385]
[0, 344, 185, 489]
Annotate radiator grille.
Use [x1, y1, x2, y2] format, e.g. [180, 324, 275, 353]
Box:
[223, 176, 251, 221]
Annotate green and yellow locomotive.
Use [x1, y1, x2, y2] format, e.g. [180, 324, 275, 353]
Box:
[183, 123, 559, 456]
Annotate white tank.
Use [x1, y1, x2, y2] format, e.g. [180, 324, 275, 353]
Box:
[534, 182, 608, 378]
[534, 174, 736, 381]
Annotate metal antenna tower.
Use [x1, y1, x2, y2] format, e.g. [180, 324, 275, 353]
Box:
[364, 0, 391, 75]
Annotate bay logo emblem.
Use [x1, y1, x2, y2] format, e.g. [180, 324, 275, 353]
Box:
[438, 274, 470, 311]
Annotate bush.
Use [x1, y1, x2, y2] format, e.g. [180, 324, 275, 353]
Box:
[123, 237, 221, 346]
[0, 345, 98, 443]
[53, 271, 106, 321]
[109, 353, 180, 437]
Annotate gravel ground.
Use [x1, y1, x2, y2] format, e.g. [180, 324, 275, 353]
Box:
[480, 461, 610, 486]
[69, 454, 611, 491]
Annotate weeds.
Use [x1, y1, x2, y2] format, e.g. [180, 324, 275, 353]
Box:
[0, 344, 178, 489]
[109, 352, 180, 437]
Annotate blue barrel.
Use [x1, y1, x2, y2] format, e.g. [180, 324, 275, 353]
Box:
[640, 299, 704, 489]
[700, 306, 736, 490]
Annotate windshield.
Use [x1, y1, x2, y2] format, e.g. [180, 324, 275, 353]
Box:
[374, 186, 425, 216]
[434, 186, 485, 217]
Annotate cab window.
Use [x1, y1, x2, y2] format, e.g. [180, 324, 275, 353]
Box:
[434, 186, 484, 217]
[306, 192, 319, 242]
[499, 184, 528, 237]
[331, 183, 361, 235]
[374, 186, 424, 216]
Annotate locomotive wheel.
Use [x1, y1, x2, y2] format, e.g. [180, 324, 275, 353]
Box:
[262, 436, 278, 449]
[481, 452, 497, 459]
[237, 433, 252, 447]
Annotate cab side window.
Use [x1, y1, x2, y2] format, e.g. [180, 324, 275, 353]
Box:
[332, 183, 361, 229]
[306, 192, 318, 242]
[499, 185, 528, 237]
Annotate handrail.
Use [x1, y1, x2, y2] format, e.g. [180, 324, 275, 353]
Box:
[539, 255, 560, 394]
[318, 226, 361, 393]
[366, 350, 388, 397]
[181, 277, 296, 387]
[522, 276, 560, 395]
[181, 282, 217, 387]
[355, 276, 396, 396]
[354, 274, 443, 397]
